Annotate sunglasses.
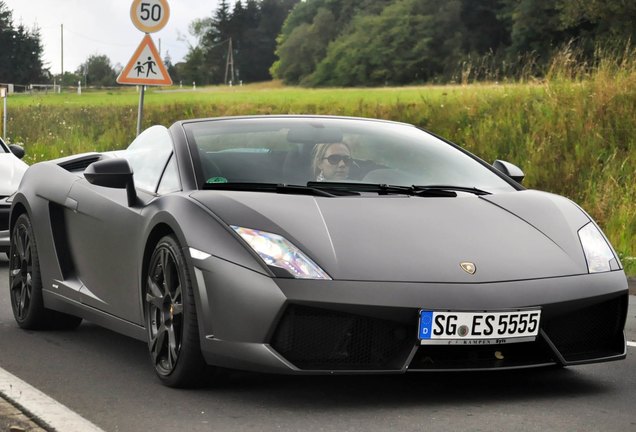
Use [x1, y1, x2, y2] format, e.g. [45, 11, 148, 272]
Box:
[323, 154, 352, 165]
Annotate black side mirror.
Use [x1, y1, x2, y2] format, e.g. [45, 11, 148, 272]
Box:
[85, 158, 138, 206]
[9, 144, 25, 159]
[493, 160, 525, 183]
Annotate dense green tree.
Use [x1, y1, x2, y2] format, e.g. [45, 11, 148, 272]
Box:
[59, 71, 81, 87]
[502, 0, 566, 62]
[460, 0, 510, 54]
[182, 0, 299, 84]
[77, 54, 117, 87]
[271, 7, 338, 83]
[557, 0, 636, 43]
[180, 46, 209, 86]
[309, 0, 465, 86]
[0, 1, 48, 84]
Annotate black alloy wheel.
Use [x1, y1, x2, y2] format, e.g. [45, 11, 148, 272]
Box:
[145, 235, 208, 387]
[9, 213, 82, 330]
[9, 214, 39, 326]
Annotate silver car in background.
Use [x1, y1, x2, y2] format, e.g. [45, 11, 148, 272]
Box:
[0, 138, 27, 256]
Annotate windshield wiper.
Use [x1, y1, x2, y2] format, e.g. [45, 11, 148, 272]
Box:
[203, 182, 358, 197]
[307, 182, 411, 195]
[307, 182, 457, 197]
[413, 185, 492, 196]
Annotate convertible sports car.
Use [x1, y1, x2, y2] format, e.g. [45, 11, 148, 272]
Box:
[8, 115, 628, 387]
[1, 138, 27, 256]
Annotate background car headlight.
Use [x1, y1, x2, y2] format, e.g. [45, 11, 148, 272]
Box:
[578, 222, 616, 273]
[232, 226, 331, 280]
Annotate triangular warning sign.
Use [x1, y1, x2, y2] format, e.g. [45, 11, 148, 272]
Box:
[117, 34, 172, 86]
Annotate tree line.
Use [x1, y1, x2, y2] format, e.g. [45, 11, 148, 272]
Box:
[2, 0, 635, 88]
[272, 0, 636, 86]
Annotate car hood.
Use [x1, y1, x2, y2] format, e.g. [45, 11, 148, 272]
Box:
[0, 153, 28, 196]
[191, 190, 592, 283]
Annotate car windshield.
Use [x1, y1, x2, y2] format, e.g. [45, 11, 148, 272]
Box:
[183, 117, 516, 194]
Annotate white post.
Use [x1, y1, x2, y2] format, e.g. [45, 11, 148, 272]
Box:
[193, 81, 196, 90]
[2, 88, 7, 141]
[78, 81, 82, 95]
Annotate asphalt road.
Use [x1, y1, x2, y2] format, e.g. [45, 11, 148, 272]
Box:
[0, 254, 635, 432]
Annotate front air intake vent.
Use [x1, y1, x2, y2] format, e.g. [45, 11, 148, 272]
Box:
[271, 304, 413, 370]
[543, 295, 627, 362]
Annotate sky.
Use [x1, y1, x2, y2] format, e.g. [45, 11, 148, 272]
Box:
[4, 0, 220, 76]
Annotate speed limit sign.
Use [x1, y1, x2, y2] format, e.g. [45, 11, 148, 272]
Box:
[130, 0, 170, 33]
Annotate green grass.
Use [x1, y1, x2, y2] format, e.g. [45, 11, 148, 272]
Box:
[3, 74, 635, 275]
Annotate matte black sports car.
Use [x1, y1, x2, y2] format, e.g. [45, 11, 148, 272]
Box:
[8, 116, 628, 387]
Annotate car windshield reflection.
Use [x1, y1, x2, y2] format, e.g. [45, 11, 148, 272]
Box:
[184, 117, 515, 194]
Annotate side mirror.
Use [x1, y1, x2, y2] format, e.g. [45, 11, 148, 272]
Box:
[85, 158, 138, 206]
[493, 160, 525, 183]
[9, 144, 25, 159]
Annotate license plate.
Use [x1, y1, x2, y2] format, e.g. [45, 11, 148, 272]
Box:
[418, 309, 541, 345]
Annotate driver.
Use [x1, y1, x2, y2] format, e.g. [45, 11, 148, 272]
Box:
[311, 142, 352, 181]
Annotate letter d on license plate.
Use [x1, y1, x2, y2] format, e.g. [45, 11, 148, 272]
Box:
[418, 309, 541, 345]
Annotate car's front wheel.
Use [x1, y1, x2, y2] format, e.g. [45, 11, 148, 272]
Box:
[9, 213, 82, 330]
[144, 235, 209, 387]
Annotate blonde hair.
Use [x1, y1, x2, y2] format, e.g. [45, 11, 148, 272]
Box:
[311, 142, 351, 179]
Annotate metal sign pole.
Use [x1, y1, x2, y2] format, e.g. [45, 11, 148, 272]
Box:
[136, 85, 145, 136]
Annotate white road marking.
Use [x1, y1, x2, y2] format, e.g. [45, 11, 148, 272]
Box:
[0, 366, 105, 432]
[628, 341, 636, 348]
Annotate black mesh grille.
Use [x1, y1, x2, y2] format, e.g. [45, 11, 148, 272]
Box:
[409, 337, 556, 370]
[271, 305, 413, 370]
[544, 295, 627, 362]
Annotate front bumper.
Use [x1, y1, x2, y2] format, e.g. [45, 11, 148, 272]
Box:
[191, 256, 628, 374]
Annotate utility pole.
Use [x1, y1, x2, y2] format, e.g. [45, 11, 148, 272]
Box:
[61, 24, 64, 77]
[224, 38, 234, 85]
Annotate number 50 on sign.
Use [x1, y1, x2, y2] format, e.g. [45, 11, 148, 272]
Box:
[130, 0, 170, 33]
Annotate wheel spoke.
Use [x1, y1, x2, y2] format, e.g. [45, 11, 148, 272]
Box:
[14, 230, 25, 260]
[24, 235, 31, 262]
[150, 325, 167, 364]
[145, 277, 164, 308]
[163, 251, 174, 293]
[10, 271, 22, 291]
[167, 323, 178, 369]
[19, 284, 28, 316]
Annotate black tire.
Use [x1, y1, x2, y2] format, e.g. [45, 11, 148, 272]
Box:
[144, 235, 209, 388]
[9, 213, 82, 330]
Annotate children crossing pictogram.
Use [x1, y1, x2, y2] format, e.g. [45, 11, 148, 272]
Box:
[117, 34, 172, 86]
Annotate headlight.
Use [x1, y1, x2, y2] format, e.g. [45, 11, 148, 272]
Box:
[578, 222, 616, 273]
[231, 226, 331, 280]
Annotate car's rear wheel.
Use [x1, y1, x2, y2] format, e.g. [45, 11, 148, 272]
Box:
[9, 213, 82, 330]
[145, 235, 209, 387]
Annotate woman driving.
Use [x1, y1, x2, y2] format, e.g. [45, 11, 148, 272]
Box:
[311, 142, 352, 181]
